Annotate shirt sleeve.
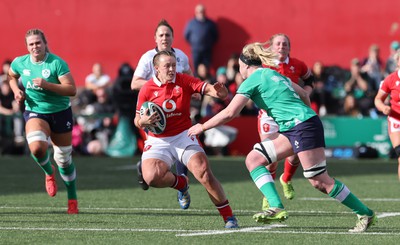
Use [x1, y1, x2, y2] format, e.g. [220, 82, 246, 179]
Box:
[380, 77, 391, 94]
[134, 53, 153, 80]
[10, 57, 21, 76]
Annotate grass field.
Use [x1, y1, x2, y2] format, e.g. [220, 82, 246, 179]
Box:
[1, 155, 399, 244]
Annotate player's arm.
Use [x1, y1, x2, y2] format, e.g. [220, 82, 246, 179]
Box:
[188, 94, 248, 136]
[302, 73, 314, 97]
[131, 76, 148, 90]
[183, 68, 193, 76]
[34, 73, 77, 96]
[292, 82, 311, 107]
[8, 69, 25, 105]
[374, 89, 391, 115]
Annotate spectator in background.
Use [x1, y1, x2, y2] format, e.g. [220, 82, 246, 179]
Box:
[310, 61, 327, 116]
[0, 79, 21, 154]
[113, 63, 137, 121]
[191, 63, 214, 119]
[0, 59, 12, 85]
[76, 62, 112, 112]
[343, 94, 362, 118]
[385, 41, 400, 76]
[184, 3, 218, 74]
[84, 115, 115, 156]
[74, 87, 116, 156]
[85, 62, 112, 91]
[201, 66, 231, 118]
[225, 53, 240, 84]
[344, 58, 373, 117]
[361, 44, 384, 92]
[375, 49, 400, 181]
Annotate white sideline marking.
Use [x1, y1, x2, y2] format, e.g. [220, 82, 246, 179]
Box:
[0, 227, 202, 233]
[378, 212, 400, 218]
[1, 206, 400, 218]
[1, 206, 400, 237]
[176, 224, 286, 237]
[300, 197, 400, 202]
[0, 226, 399, 237]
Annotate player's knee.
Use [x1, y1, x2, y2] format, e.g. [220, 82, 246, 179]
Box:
[144, 170, 165, 187]
[252, 139, 277, 165]
[53, 145, 72, 168]
[26, 131, 48, 157]
[394, 145, 400, 157]
[303, 160, 327, 179]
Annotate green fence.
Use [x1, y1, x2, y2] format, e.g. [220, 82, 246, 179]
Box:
[321, 116, 391, 158]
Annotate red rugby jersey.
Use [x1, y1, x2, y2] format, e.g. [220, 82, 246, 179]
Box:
[136, 73, 207, 137]
[264, 57, 311, 84]
[380, 70, 400, 118]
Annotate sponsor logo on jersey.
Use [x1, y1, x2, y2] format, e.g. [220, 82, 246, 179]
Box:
[290, 66, 295, 73]
[23, 69, 31, 76]
[42, 69, 50, 79]
[153, 91, 159, 97]
[26, 81, 43, 90]
[162, 99, 176, 112]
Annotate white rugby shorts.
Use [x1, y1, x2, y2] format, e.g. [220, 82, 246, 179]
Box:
[258, 110, 279, 135]
[141, 130, 204, 169]
[388, 116, 400, 133]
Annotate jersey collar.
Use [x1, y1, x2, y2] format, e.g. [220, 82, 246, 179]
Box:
[152, 74, 176, 87]
[155, 47, 175, 53]
[30, 52, 49, 65]
[274, 56, 289, 65]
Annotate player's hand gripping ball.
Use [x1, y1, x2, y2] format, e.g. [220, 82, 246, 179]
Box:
[140, 101, 166, 134]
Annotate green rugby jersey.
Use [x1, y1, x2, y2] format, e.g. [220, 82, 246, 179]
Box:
[10, 53, 71, 113]
[237, 68, 316, 132]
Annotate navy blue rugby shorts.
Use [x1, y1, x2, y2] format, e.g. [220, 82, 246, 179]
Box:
[280, 116, 326, 154]
[23, 107, 73, 133]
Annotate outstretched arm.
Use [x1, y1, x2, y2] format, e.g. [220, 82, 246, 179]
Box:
[188, 94, 249, 136]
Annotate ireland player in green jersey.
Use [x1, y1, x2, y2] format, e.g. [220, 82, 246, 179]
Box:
[8, 29, 78, 214]
[188, 42, 377, 232]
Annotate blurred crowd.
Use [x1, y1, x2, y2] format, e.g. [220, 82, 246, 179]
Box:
[1, 41, 399, 156]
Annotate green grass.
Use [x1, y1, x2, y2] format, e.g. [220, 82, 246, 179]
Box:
[0, 155, 399, 244]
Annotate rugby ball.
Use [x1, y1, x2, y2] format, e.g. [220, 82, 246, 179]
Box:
[139, 101, 166, 134]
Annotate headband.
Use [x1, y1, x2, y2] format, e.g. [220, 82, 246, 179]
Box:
[239, 53, 262, 66]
